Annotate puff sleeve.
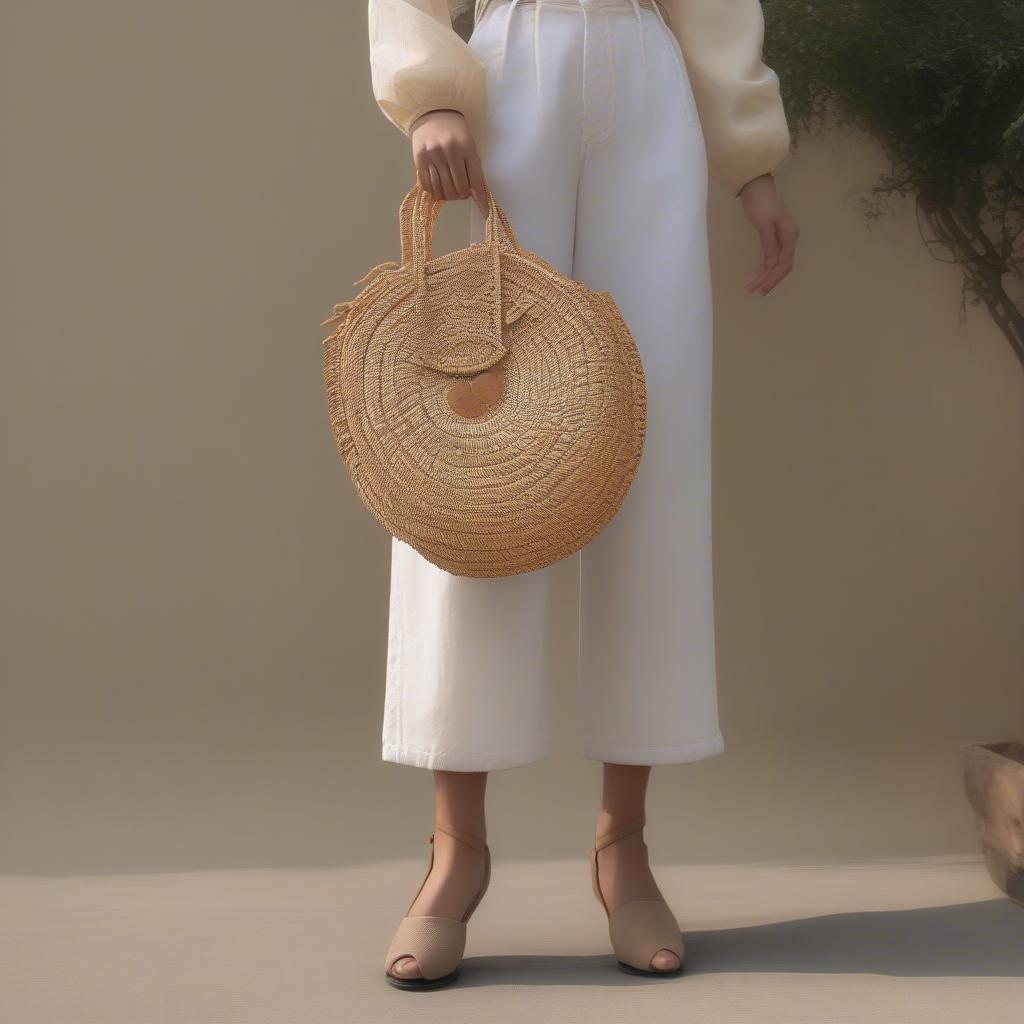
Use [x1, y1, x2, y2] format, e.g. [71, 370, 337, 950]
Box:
[367, 0, 487, 137]
[663, 0, 791, 194]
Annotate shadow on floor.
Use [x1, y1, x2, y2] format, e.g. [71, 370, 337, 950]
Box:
[458, 899, 1024, 987]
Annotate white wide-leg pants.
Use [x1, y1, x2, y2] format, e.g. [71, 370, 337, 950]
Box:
[381, 0, 722, 771]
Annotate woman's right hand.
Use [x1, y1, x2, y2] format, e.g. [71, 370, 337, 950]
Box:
[410, 109, 489, 217]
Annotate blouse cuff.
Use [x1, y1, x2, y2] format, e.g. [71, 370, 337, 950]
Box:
[368, 0, 487, 138]
[664, 0, 791, 196]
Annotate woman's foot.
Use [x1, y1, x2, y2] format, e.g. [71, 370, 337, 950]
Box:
[594, 813, 681, 972]
[387, 826, 489, 981]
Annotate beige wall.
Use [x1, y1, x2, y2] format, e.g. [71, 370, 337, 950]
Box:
[2, 2, 1022, 875]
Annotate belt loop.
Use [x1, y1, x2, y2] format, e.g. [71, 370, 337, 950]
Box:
[579, 0, 589, 163]
[627, 0, 646, 75]
[534, 0, 544, 97]
[649, 0, 672, 34]
[492, 0, 544, 96]
[494, 0, 525, 87]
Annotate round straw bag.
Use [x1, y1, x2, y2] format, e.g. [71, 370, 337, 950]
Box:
[321, 181, 647, 577]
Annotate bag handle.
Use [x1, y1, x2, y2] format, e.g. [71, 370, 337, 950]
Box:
[398, 180, 520, 278]
[393, 181, 527, 378]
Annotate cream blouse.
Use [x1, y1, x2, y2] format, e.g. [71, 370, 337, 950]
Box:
[367, 0, 790, 195]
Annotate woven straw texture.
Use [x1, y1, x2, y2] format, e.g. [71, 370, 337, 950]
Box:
[321, 181, 647, 577]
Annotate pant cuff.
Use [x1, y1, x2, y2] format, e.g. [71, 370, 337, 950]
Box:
[382, 741, 549, 772]
[581, 732, 725, 766]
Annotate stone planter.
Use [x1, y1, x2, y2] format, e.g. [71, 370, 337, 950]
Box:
[960, 740, 1024, 906]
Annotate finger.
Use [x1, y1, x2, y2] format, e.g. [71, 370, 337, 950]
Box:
[469, 185, 488, 218]
[757, 261, 785, 294]
[444, 146, 471, 200]
[759, 225, 798, 293]
[746, 263, 772, 293]
[744, 220, 780, 293]
[427, 163, 443, 200]
[759, 219, 781, 272]
[431, 157, 458, 201]
[466, 152, 489, 216]
[758, 255, 794, 295]
[746, 265, 769, 290]
[415, 151, 433, 194]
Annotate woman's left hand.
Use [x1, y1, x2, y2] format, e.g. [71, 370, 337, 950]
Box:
[738, 173, 799, 295]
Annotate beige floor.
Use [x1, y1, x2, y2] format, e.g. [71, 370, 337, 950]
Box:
[2, 855, 1022, 1024]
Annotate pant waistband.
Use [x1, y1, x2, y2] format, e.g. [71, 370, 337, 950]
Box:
[484, 0, 675, 95]
[487, 0, 670, 21]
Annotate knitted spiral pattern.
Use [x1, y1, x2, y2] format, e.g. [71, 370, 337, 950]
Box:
[322, 181, 647, 577]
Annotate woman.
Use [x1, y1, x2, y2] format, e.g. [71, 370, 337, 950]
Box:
[366, 0, 799, 989]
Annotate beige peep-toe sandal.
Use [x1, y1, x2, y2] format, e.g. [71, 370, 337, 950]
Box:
[384, 822, 491, 991]
[591, 815, 685, 977]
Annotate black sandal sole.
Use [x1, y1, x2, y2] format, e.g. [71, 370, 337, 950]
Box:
[385, 967, 460, 990]
[616, 959, 685, 978]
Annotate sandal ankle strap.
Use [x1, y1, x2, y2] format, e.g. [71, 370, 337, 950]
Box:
[431, 821, 488, 855]
[594, 814, 647, 852]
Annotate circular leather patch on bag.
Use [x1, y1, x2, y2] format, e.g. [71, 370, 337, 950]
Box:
[447, 364, 506, 419]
